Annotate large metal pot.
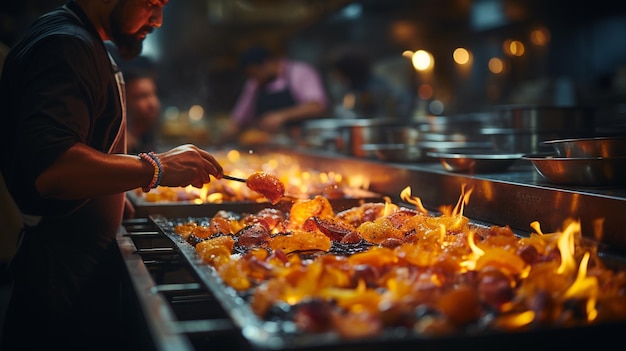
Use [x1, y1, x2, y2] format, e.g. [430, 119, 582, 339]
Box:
[493, 104, 596, 132]
[300, 118, 348, 152]
[488, 105, 597, 153]
[337, 118, 406, 157]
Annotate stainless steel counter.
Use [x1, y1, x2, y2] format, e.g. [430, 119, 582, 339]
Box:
[281, 147, 626, 252]
[117, 146, 626, 351]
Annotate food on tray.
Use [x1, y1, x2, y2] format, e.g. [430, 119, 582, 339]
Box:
[132, 149, 372, 204]
[172, 186, 626, 339]
[245, 171, 285, 205]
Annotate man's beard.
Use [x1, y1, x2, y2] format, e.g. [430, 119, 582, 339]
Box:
[113, 32, 143, 60]
[109, 6, 150, 60]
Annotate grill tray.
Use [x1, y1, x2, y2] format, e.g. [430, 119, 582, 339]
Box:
[144, 207, 626, 351]
[127, 188, 383, 218]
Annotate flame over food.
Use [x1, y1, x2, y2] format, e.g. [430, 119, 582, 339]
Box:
[135, 149, 371, 204]
[173, 185, 626, 338]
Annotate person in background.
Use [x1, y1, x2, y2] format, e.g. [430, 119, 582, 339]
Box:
[0, 1, 224, 350]
[329, 48, 414, 120]
[219, 45, 329, 145]
[125, 67, 162, 154]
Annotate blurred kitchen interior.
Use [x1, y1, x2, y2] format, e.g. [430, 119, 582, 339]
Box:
[2, 0, 626, 147]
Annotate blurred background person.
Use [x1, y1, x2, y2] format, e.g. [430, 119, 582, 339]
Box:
[328, 47, 414, 120]
[105, 43, 163, 155]
[124, 67, 162, 154]
[218, 45, 329, 146]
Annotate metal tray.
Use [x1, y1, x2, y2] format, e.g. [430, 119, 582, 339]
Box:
[126, 188, 384, 218]
[146, 211, 626, 351]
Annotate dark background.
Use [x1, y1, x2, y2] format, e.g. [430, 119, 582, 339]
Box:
[2, 0, 626, 341]
[2, 0, 626, 141]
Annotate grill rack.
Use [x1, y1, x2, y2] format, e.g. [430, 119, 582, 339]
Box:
[116, 147, 626, 350]
[118, 217, 251, 351]
[118, 212, 626, 351]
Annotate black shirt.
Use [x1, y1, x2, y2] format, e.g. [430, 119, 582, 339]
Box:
[0, 1, 124, 217]
[0, 2, 128, 349]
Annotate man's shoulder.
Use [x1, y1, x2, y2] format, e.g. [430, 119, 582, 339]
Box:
[12, 8, 97, 57]
[288, 59, 315, 69]
[286, 59, 321, 78]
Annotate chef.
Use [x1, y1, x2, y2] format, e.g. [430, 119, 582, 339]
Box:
[218, 45, 329, 145]
[0, 1, 224, 349]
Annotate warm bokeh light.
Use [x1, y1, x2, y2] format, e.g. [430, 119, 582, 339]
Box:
[509, 40, 525, 56]
[418, 83, 433, 99]
[227, 149, 241, 163]
[188, 104, 205, 121]
[503, 39, 525, 56]
[503, 39, 512, 55]
[402, 50, 414, 59]
[412, 50, 434, 71]
[530, 26, 551, 45]
[453, 47, 471, 65]
[488, 57, 504, 74]
[343, 93, 355, 109]
[390, 21, 417, 43]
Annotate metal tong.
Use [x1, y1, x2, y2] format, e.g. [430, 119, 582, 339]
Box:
[222, 174, 247, 183]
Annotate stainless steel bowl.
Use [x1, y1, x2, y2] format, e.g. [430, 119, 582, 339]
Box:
[540, 136, 626, 157]
[361, 143, 431, 162]
[480, 127, 570, 154]
[523, 154, 626, 186]
[427, 149, 524, 173]
[363, 141, 495, 163]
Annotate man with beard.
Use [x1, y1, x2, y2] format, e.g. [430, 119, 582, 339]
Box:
[0, 1, 225, 349]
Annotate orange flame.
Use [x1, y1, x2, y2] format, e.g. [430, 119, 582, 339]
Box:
[493, 310, 535, 329]
[460, 230, 484, 271]
[438, 223, 446, 247]
[452, 183, 473, 217]
[207, 193, 223, 203]
[199, 184, 209, 202]
[557, 220, 581, 275]
[563, 252, 599, 321]
[530, 220, 544, 235]
[399, 186, 429, 214]
[383, 202, 392, 216]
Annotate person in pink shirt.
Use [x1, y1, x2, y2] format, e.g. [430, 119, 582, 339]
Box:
[219, 46, 329, 145]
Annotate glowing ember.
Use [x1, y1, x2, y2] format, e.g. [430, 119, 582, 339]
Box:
[134, 150, 372, 204]
[170, 183, 626, 340]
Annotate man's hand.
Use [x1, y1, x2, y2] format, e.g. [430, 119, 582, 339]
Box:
[157, 144, 224, 189]
[257, 111, 286, 132]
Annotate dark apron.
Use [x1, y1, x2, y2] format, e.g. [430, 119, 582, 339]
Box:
[255, 84, 297, 117]
[1, 4, 128, 349]
[252, 69, 304, 141]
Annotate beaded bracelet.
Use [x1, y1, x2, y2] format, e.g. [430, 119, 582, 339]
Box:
[139, 152, 161, 192]
[148, 151, 163, 189]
